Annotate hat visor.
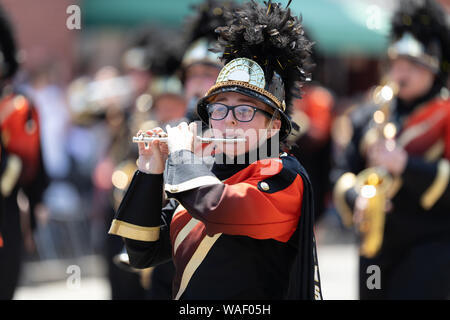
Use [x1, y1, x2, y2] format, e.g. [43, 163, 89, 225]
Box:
[197, 85, 292, 140]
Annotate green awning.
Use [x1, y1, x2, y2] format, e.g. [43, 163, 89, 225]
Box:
[81, 0, 392, 56]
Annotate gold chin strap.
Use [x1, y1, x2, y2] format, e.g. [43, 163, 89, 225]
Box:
[260, 109, 280, 144]
[267, 108, 280, 129]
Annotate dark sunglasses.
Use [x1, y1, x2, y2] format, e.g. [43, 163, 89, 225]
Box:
[207, 102, 274, 122]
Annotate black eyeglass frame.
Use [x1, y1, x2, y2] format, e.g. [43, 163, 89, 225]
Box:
[206, 102, 275, 122]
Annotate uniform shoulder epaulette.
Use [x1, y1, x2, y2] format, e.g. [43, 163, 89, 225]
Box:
[256, 155, 303, 194]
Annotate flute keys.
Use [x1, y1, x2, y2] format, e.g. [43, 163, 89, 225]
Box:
[133, 132, 168, 143]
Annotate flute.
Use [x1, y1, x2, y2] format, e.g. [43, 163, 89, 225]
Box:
[132, 135, 246, 144]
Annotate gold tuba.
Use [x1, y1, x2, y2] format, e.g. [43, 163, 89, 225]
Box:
[334, 81, 400, 258]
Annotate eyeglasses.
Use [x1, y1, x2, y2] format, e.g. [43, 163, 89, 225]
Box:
[207, 103, 274, 122]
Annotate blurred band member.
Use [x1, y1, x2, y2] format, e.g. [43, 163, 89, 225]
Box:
[179, 0, 238, 122]
[0, 6, 49, 299]
[333, 0, 450, 299]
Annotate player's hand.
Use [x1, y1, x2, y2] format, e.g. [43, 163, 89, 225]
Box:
[166, 122, 197, 154]
[367, 140, 407, 176]
[136, 128, 169, 174]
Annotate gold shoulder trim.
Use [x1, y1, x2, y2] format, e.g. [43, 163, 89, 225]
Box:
[397, 109, 446, 148]
[173, 217, 200, 255]
[424, 139, 444, 162]
[1, 155, 22, 197]
[174, 233, 222, 300]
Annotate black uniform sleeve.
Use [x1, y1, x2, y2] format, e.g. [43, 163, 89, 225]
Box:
[124, 199, 178, 268]
[22, 149, 49, 230]
[108, 170, 177, 268]
[0, 144, 21, 233]
[0, 143, 4, 239]
[401, 156, 450, 211]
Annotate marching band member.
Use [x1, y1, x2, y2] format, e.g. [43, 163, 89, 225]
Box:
[109, 0, 322, 300]
[179, 0, 236, 122]
[0, 5, 48, 299]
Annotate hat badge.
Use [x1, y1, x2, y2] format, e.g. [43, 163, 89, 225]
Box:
[216, 58, 266, 89]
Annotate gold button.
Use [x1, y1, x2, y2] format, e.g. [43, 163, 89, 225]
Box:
[170, 186, 179, 192]
[260, 182, 270, 191]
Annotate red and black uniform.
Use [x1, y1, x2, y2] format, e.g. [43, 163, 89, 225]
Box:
[109, 140, 321, 299]
[334, 84, 450, 299]
[0, 92, 49, 299]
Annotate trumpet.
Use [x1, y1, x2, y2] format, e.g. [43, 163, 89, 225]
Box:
[132, 133, 247, 144]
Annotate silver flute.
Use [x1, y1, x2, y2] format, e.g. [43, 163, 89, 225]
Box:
[132, 135, 246, 144]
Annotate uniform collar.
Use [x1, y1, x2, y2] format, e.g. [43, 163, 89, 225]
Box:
[212, 135, 279, 180]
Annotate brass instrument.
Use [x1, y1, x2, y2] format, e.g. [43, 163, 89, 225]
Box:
[67, 68, 137, 126]
[354, 81, 399, 258]
[111, 159, 138, 211]
[354, 167, 393, 258]
[333, 81, 400, 258]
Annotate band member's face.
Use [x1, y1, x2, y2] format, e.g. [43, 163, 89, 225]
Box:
[184, 64, 221, 103]
[208, 92, 281, 157]
[389, 57, 434, 102]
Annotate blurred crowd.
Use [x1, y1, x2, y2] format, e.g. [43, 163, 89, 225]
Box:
[0, 0, 449, 300]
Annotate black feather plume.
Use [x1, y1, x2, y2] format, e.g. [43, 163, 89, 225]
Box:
[0, 5, 18, 80]
[213, 0, 314, 112]
[125, 26, 184, 76]
[146, 28, 184, 76]
[183, 0, 238, 47]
